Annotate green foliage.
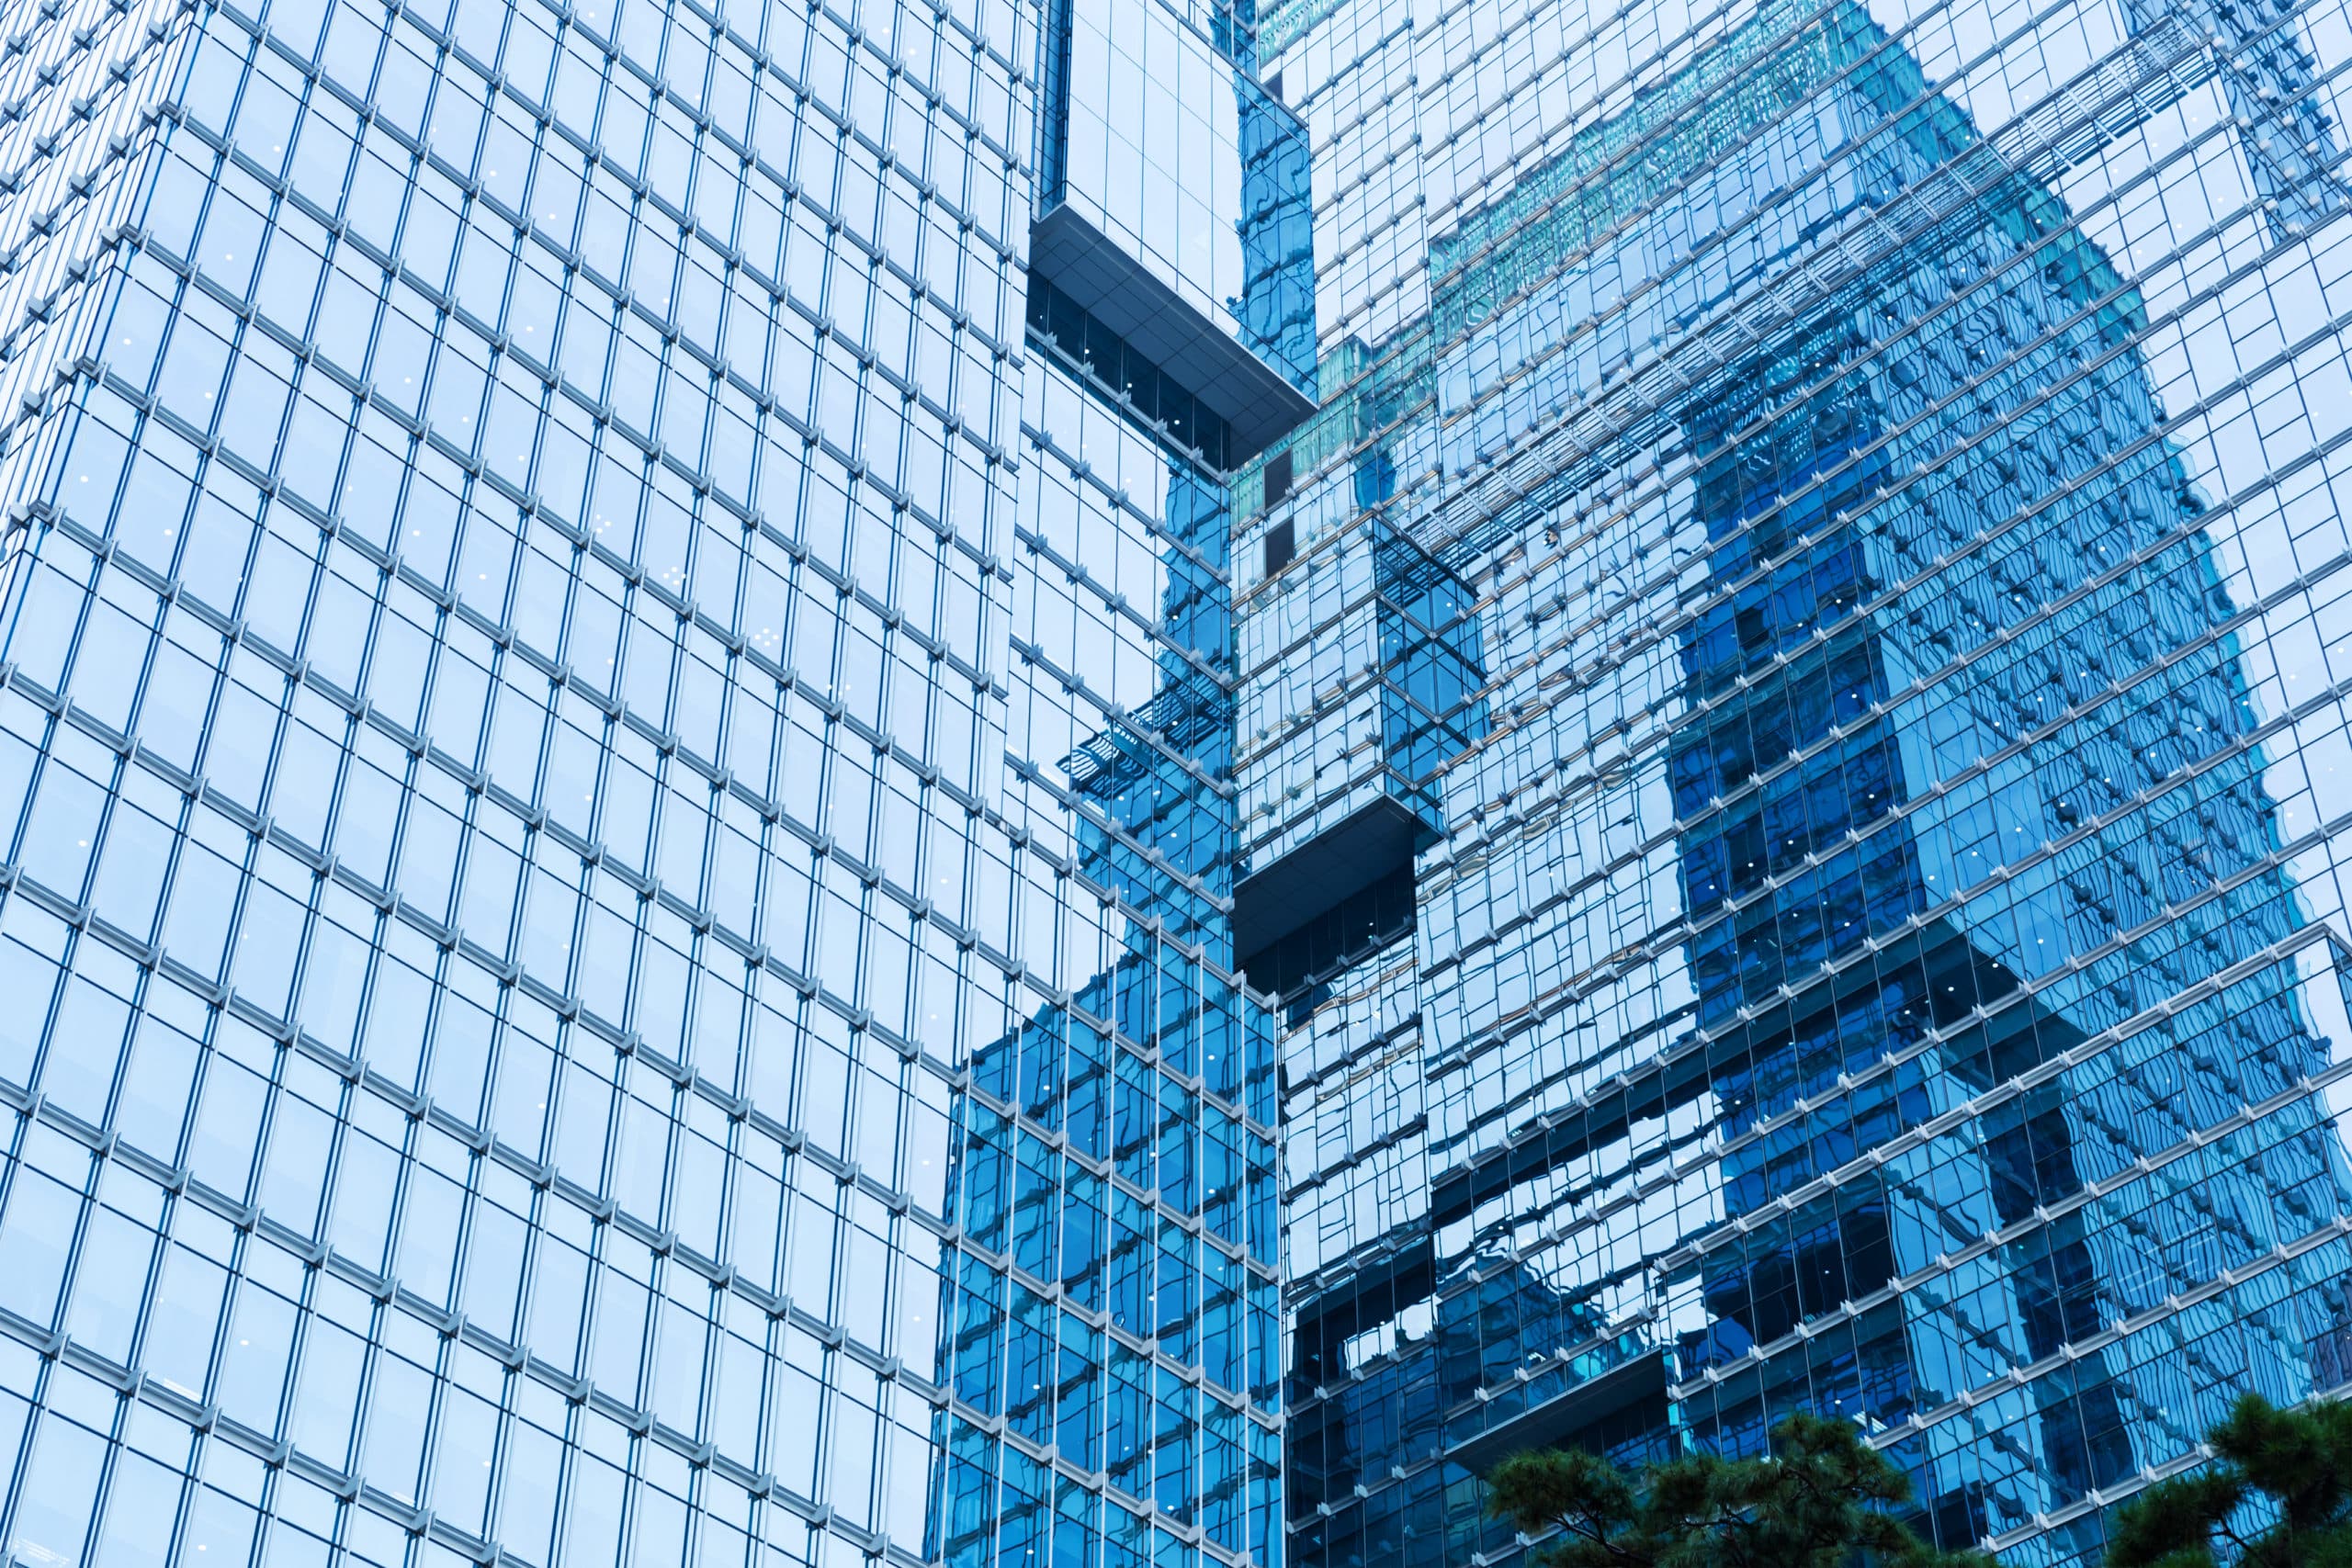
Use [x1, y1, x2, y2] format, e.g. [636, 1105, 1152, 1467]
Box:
[1483, 1411, 1995, 1568]
[2107, 1393, 2352, 1568]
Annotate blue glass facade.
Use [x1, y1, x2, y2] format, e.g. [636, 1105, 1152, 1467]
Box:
[1250, 0, 2352, 1563]
[0, 0, 1302, 1566]
[7, 0, 2352, 1563]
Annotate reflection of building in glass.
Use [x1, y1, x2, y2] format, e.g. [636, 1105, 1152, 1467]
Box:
[936, 449, 1283, 1568]
[10, 0, 2352, 1562]
[1250, 0, 2352, 1564]
[1287, 1244, 1669, 1568]
[1668, 18, 2352, 1526]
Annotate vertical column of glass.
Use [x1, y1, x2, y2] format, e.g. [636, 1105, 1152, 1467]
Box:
[934, 353, 1283, 1568]
[1650, 12, 2352, 1553]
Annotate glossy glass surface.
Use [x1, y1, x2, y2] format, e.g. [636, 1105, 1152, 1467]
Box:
[1257, 0, 2352, 1562]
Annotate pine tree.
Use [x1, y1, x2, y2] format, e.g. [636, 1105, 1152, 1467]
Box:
[2107, 1393, 2352, 1567]
[1484, 1411, 1995, 1568]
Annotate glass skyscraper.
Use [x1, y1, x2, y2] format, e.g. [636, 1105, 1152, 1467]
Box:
[1, 0, 2350, 1564]
[1256, 0, 2352, 1565]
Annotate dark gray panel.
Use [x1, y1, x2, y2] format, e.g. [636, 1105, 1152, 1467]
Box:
[1231, 795, 1425, 968]
[1030, 202, 1317, 462]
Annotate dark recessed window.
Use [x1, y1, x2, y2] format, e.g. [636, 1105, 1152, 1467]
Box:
[1265, 518, 1297, 575]
[1263, 448, 1295, 510]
